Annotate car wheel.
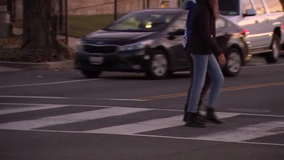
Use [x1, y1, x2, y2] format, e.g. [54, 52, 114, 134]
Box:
[145, 50, 169, 79]
[81, 70, 102, 78]
[264, 35, 280, 63]
[222, 48, 242, 77]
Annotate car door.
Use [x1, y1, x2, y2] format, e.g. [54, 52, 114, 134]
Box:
[250, 0, 269, 47]
[262, 0, 284, 46]
[166, 14, 188, 69]
[238, 0, 259, 50]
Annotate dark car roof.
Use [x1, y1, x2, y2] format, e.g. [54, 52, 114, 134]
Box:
[130, 8, 230, 19]
[131, 8, 186, 15]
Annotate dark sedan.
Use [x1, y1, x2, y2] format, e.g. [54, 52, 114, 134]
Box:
[75, 8, 249, 79]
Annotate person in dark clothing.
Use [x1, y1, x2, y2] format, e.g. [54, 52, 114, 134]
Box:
[181, 0, 212, 122]
[185, 0, 226, 128]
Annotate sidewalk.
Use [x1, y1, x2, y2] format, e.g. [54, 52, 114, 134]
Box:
[0, 66, 22, 73]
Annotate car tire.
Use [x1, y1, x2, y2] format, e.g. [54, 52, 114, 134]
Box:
[81, 70, 102, 78]
[222, 48, 242, 77]
[264, 35, 280, 63]
[145, 50, 169, 79]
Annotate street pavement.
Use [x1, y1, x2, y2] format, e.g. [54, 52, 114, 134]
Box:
[0, 56, 284, 160]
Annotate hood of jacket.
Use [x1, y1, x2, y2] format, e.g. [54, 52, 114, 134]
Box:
[186, 1, 196, 10]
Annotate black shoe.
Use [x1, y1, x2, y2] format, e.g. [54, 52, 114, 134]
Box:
[185, 112, 207, 128]
[205, 107, 223, 125]
[184, 111, 204, 122]
[183, 100, 203, 122]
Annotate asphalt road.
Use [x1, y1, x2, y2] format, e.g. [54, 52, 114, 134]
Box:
[0, 56, 284, 160]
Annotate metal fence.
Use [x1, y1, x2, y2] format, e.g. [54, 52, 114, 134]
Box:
[7, 0, 183, 38]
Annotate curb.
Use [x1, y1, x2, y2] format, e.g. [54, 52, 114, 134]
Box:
[0, 60, 75, 70]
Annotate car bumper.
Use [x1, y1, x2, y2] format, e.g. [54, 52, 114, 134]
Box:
[75, 49, 151, 72]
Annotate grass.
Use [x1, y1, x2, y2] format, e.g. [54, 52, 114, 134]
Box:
[68, 14, 126, 38]
[67, 14, 115, 38]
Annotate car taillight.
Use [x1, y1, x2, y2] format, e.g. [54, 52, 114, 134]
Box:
[282, 25, 284, 30]
[242, 29, 250, 35]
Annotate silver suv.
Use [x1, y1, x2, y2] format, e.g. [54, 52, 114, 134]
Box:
[218, 0, 284, 63]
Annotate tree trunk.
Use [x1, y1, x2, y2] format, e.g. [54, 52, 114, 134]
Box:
[21, 0, 72, 62]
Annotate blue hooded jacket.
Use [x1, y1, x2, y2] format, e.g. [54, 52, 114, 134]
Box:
[181, 0, 196, 50]
[185, 1, 196, 38]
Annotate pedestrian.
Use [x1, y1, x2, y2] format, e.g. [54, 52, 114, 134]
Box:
[185, 0, 226, 128]
[181, 0, 212, 122]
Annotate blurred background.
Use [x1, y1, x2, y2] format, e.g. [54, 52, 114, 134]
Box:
[6, 0, 183, 38]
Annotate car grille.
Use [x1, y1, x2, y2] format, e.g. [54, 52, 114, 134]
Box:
[83, 45, 118, 54]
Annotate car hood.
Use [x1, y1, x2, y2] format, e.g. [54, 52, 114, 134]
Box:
[82, 30, 157, 45]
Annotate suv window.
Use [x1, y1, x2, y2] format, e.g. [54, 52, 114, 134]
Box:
[242, 0, 253, 14]
[264, 0, 284, 13]
[218, 0, 240, 15]
[252, 0, 266, 14]
[171, 18, 186, 32]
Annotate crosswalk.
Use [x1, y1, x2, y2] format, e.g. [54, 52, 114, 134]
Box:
[1, 103, 284, 146]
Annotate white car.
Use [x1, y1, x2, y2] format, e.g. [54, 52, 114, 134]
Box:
[218, 0, 284, 63]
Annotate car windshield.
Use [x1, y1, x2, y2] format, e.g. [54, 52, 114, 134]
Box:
[218, 0, 240, 16]
[104, 11, 176, 32]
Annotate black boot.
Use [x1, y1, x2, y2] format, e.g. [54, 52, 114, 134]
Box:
[185, 112, 207, 128]
[183, 100, 203, 122]
[205, 107, 223, 124]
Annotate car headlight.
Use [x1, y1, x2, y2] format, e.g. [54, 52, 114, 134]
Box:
[120, 40, 154, 51]
[76, 40, 84, 51]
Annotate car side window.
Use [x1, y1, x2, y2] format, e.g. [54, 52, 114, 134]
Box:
[171, 18, 186, 32]
[263, 0, 284, 13]
[242, 0, 254, 14]
[216, 18, 226, 29]
[252, 0, 266, 14]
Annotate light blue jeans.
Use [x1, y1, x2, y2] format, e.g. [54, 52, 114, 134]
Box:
[187, 53, 224, 112]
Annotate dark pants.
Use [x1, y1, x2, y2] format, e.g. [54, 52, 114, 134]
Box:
[185, 52, 211, 108]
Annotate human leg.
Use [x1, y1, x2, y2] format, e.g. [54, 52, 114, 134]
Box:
[185, 54, 209, 127]
[183, 55, 211, 121]
[205, 54, 224, 124]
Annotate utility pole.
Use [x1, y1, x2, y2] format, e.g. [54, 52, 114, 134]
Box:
[64, 0, 68, 45]
[114, 0, 117, 20]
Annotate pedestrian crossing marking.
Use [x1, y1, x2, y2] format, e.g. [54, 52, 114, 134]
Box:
[192, 121, 284, 142]
[0, 104, 284, 147]
[84, 112, 241, 135]
[0, 105, 67, 115]
[84, 115, 183, 135]
[0, 107, 151, 130]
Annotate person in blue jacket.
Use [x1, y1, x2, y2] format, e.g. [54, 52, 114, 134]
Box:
[181, 0, 212, 122]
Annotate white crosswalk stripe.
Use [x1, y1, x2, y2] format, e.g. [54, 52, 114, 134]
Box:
[85, 112, 241, 135]
[0, 107, 151, 130]
[192, 121, 284, 142]
[0, 104, 284, 146]
[0, 105, 67, 115]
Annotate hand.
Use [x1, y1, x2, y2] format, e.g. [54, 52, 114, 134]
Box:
[218, 54, 226, 67]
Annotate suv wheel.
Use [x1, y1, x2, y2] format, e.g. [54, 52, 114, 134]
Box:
[222, 48, 242, 77]
[264, 35, 280, 63]
[81, 70, 102, 78]
[145, 50, 169, 79]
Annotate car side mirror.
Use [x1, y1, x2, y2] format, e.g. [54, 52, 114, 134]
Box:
[243, 8, 256, 17]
